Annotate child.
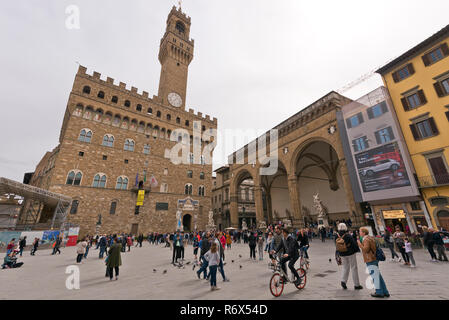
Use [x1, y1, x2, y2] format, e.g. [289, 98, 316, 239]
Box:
[404, 238, 416, 267]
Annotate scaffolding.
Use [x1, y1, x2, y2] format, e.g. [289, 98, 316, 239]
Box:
[0, 177, 72, 231]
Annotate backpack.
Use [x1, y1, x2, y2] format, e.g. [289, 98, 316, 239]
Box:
[336, 234, 348, 253]
[375, 241, 386, 261]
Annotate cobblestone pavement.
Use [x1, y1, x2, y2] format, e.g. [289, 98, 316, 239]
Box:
[1, 240, 448, 300]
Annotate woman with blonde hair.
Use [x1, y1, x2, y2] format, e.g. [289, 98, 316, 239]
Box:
[204, 242, 221, 291]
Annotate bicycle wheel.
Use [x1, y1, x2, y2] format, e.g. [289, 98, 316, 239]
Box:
[269, 272, 284, 297]
[303, 259, 310, 270]
[294, 268, 307, 290]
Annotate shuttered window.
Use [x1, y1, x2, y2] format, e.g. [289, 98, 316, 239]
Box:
[392, 63, 415, 82]
[434, 77, 449, 97]
[346, 112, 364, 129]
[401, 90, 427, 111]
[422, 43, 449, 66]
[352, 136, 369, 152]
[367, 101, 388, 119]
[410, 117, 439, 140]
[375, 127, 395, 144]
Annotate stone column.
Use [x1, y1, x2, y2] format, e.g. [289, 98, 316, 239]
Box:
[253, 185, 265, 227]
[229, 193, 239, 228]
[420, 200, 434, 228]
[402, 203, 416, 234]
[287, 175, 304, 229]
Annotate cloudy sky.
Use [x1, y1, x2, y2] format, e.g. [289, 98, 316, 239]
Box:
[1, 0, 448, 182]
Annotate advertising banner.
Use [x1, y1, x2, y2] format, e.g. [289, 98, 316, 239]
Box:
[0, 231, 21, 247]
[354, 142, 411, 193]
[42, 230, 60, 244]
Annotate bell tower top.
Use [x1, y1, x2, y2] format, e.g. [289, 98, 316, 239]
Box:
[157, 5, 194, 110]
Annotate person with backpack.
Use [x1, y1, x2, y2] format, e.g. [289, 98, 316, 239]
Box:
[335, 223, 363, 291]
[358, 227, 390, 298]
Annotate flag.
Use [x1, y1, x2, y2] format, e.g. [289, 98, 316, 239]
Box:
[150, 175, 158, 187]
[143, 170, 147, 183]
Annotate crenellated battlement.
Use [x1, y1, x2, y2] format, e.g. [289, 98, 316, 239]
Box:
[169, 5, 191, 24]
[76, 65, 217, 125]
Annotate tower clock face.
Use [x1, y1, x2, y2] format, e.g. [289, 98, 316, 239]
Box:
[168, 92, 182, 107]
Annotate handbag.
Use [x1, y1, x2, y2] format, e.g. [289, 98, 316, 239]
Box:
[375, 241, 386, 262]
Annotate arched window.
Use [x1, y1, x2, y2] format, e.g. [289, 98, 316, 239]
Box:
[185, 120, 189, 127]
[124, 100, 131, 107]
[78, 129, 92, 143]
[185, 183, 193, 195]
[115, 176, 128, 190]
[167, 130, 172, 139]
[93, 174, 107, 188]
[157, 111, 161, 118]
[97, 91, 105, 99]
[198, 186, 205, 196]
[176, 21, 185, 34]
[111, 96, 118, 103]
[176, 117, 181, 124]
[166, 114, 171, 121]
[136, 104, 142, 112]
[66, 171, 82, 185]
[102, 134, 114, 147]
[124, 139, 135, 151]
[189, 153, 194, 164]
[143, 144, 151, 155]
[187, 170, 193, 178]
[200, 172, 205, 180]
[147, 107, 153, 114]
[82, 86, 91, 94]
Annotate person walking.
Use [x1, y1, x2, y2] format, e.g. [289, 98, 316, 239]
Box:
[320, 227, 327, 242]
[393, 226, 409, 265]
[226, 232, 232, 249]
[432, 228, 448, 262]
[383, 230, 400, 261]
[106, 237, 122, 281]
[30, 238, 39, 256]
[297, 228, 310, 259]
[205, 242, 221, 291]
[248, 231, 257, 260]
[19, 236, 26, 257]
[83, 236, 91, 259]
[404, 237, 416, 267]
[98, 235, 107, 259]
[76, 238, 87, 263]
[422, 226, 437, 261]
[257, 234, 264, 261]
[126, 235, 133, 252]
[172, 231, 182, 264]
[52, 236, 62, 255]
[335, 223, 363, 290]
[357, 227, 390, 298]
[193, 234, 199, 262]
[6, 239, 16, 255]
[197, 232, 211, 279]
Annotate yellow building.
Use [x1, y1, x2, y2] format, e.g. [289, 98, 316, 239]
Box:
[377, 25, 449, 231]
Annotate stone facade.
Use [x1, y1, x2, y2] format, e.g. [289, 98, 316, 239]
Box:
[26, 6, 217, 237]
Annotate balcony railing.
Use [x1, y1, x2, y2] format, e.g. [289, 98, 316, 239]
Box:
[418, 173, 449, 188]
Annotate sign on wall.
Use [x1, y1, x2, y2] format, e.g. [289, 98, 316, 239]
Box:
[136, 190, 145, 206]
[382, 210, 406, 219]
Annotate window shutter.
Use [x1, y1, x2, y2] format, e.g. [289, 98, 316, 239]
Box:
[346, 118, 352, 129]
[363, 136, 369, 149]
[401, 97, 410, 111]
[357, 112, 364, 125]
[410, 124, 420, 140]
[407, 63, 415, 75]
[392, 71, 399, 83]
[367, 107, 374, 119]
[441, 43, 449, 57]
[417, 90, 427, 105]
[387, 126, 395, 140]
[434, 82, 445, 97]
[380, 101, 388, 113]
[374, 131, 381, 144]
[428, 117, 439, 135]
[352, 140, 358, 152]
[422, 53, 431, 67]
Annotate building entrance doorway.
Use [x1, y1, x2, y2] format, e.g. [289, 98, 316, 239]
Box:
[183, 214, 192, 232]
[384, 218, 407, 234]
[131, 223, 139, 235]
[437, 210, 449, 231]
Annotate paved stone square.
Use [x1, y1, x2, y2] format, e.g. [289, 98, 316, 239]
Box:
[1, 240, 448, 300]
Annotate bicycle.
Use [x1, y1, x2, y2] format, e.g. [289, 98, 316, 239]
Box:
[269, 255, 307, 297]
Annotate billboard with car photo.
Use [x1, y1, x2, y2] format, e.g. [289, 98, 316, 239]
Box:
[354, 142, 411, 192]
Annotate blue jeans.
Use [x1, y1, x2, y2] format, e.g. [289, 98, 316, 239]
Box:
[99, 246, 106, 258]
[84, 246, 90, 258]
[209, 265, 218, 287]
[366, 261, 389, 296]
[197, 256, 209, 278]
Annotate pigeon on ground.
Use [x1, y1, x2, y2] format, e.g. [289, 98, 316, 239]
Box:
[238, 254, 242, 258]
[163, 270, 167, 274]
[329, 258, 332, 263]
[153, 269, 157, 273]
[231, 260, 234, 263]
[186, 261, 191, 265]
[239, 265, 242, 269]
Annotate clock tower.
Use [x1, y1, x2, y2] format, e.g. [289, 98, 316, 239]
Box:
[157, 5, 194, 110]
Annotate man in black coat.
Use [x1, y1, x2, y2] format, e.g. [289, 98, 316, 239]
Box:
[248, 232, 257, 259]
[271, 228, 302, 286]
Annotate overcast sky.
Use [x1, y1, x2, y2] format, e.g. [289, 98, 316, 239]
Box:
[1, 0, 448, 182]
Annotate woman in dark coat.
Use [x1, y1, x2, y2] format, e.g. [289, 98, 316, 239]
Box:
[106, 237, 122, 281]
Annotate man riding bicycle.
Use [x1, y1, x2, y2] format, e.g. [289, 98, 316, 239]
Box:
[270, 228, 302, 286]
